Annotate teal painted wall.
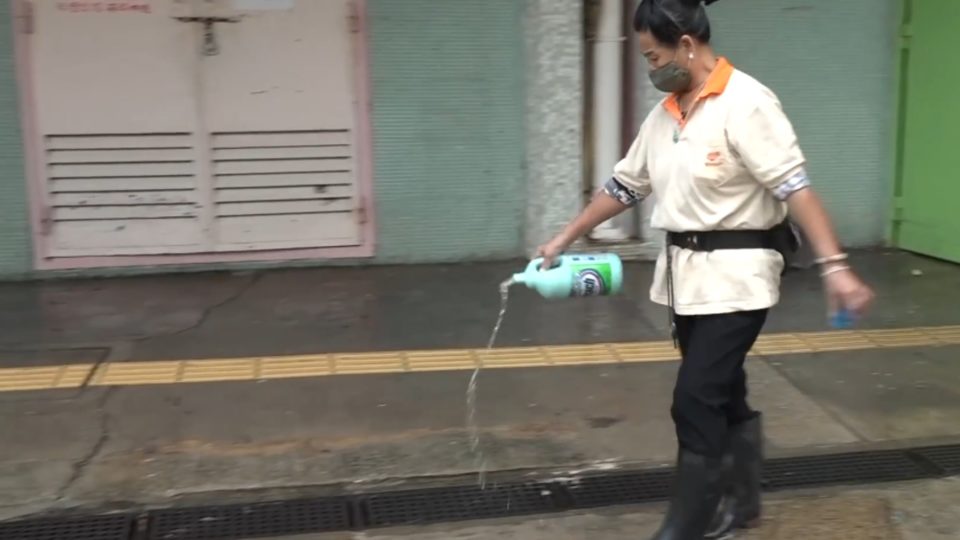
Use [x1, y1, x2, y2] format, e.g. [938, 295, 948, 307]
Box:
[0, 1, 31, 278]
[710, 0, 898, 247]
[367, 0, 527, 262]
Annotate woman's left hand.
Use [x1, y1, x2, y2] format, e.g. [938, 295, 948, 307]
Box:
[824, 268, 875, 317]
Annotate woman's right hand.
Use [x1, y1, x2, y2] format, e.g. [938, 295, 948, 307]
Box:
[535, 234, 570, 271]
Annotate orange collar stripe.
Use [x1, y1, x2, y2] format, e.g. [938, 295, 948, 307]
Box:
[663, 57, 735, 124]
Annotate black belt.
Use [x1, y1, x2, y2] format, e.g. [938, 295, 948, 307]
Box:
[663, 220, 798, 349]
[666, 221, 794, 253]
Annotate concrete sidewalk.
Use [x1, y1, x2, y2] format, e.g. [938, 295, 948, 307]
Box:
[1, 250, 960, 532]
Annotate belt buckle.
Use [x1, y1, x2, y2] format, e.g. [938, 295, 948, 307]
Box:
[688, 234, 699, 249]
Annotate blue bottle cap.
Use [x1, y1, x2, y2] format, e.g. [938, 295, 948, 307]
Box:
[830, 309, 853, 329]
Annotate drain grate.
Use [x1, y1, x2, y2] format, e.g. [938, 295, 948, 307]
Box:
[764, 450, 929, 490]
[913, 444, 960, 475]
[4, 442, 960, 538]
[360, 483, 557, 528]
[566, 469, 674, 509]
[0, 515, 133, 540]
[147, 498, 350, 540]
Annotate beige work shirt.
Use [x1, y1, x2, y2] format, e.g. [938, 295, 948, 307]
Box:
[613, 58, 807, 315]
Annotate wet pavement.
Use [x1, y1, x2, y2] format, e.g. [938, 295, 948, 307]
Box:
[1, 249, 960, 537]
[1, 250, 956, 363]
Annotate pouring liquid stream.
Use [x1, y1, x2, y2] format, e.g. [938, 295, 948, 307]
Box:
[467, 277, 514, 489]
[466, 254, 623, 488]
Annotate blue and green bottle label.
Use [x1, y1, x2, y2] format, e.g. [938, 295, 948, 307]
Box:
[569, 256, 614, 297]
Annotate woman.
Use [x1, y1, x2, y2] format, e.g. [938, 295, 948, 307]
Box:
[537, 0, 875, 538]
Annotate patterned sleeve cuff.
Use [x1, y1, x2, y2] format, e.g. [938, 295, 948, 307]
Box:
[603, 177, 643, 207]
[772, 168, 812, 201]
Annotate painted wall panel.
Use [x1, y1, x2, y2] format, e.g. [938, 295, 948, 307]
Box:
[367, 0, 526, 262]
[709, 0, 898, 246]
[0, 1, 31, 278]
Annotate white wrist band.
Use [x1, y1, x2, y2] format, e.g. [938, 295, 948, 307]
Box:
[815, 253, 849, 265]
[820, 265, 851, 278]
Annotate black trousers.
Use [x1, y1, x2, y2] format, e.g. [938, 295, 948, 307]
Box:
[672, 309, 768, 458]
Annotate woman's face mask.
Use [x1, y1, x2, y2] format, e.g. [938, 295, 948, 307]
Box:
[648, 49, 693, 93]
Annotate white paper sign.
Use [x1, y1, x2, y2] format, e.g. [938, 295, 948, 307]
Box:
[233, 0, 294, 11]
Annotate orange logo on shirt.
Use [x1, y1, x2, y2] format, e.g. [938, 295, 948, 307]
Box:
[705, 150, 724, 167]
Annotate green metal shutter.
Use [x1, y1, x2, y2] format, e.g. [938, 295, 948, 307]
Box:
[0, 1, 31, 278]
[368, 0, 527, 262]
[710, 0, 898, 247]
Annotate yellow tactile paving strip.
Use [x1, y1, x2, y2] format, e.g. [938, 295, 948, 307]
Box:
[2, 325, 960, 393]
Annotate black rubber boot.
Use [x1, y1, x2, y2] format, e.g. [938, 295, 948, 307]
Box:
[648, 450, 725, 540]
[705, 414, 764, 539]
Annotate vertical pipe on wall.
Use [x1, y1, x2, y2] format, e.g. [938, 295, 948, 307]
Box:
[620, 0, 644, 242]
[588, 0, 629, 241]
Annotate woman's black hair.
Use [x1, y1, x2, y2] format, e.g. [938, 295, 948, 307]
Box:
[633, 0, 721, 47]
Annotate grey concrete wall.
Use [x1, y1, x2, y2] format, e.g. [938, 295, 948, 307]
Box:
[523, 0, 585, 255]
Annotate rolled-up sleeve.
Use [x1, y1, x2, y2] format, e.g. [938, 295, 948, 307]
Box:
[728, 89, 809, 199]
[603, 127, 652, 206]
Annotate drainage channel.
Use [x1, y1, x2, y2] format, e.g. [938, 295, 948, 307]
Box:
[3, 443, 959, 540]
